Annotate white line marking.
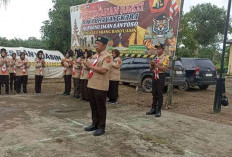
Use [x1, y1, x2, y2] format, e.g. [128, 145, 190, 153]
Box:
[108, 120, 143, 135]
[66, 118, 87, 127]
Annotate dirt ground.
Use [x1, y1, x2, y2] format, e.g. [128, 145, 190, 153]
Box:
[0, 78, 232, 157]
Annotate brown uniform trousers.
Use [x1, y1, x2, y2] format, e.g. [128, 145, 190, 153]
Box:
[108, 57, 122, 102]
[87, 50, 112, 129]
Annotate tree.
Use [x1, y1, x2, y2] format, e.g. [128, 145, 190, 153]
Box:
[177, 3, 229, 59]
[41, 0, 88, 53]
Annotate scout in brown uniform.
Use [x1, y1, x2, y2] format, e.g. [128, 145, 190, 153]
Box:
[72, 49, 82, 98]
[9, 53, 17, 91]
[0, 48, 10, 95]
[61, 49, 73, 95]
[34, 50, 46, 93]
[80, 50, 92, 101]
[15, 52, 31, 94]
[107, 49, 122, 104]
[84, 36, 112, 136]
[146, 44, 169, 117]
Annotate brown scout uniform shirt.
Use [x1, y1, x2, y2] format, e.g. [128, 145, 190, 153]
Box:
[150, 54, 169, 73]
[62, 57, 72, 76]
[80, 59, 90, 80]
[109, 56, 122, 81]
[0, 57, 10, 75]
[15, 58, 30, 76]
[72, 57, 81, 79]
[8, 58, 16, 74]
[87, 50, 112, 91]
[34, 58, 46, 76]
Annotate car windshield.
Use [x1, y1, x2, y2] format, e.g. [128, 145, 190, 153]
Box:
[194, 59, 215, 70]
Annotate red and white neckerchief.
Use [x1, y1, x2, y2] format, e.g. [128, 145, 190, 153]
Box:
[13, 65, 16, 74]
[154, 57, 160, 80]
[88, 55, 99, 79]
[39, 59, 43, 75]
[22, 60, 27, 74]
[1, 61, 6, 75]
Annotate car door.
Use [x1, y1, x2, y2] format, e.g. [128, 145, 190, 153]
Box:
[130, 58, 150, 83]
[120, 58, 135, 82]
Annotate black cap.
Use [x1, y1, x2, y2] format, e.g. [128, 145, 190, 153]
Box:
[96, 36, 108, 45]
[155, 44, 165, 49]
[0, 48, 6, 53]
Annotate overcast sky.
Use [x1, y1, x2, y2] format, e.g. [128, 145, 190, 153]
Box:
[0, 0, 229, 40]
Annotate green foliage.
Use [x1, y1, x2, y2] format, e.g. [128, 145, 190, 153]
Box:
[41, 0, 88, 54]
[177, 3, 230, 68]
[0, 37, 46, 49]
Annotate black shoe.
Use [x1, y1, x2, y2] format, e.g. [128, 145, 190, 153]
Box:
[65, 92, 70, 96]
[93, 128, 105, 136]
[146, 104, 156, 115]
[62, 91, 67, 95]
[84, 125, 98, 131]
[146, 108, 156, 115]
[109, 100, 117, 104]
[76, 95, 80, 98]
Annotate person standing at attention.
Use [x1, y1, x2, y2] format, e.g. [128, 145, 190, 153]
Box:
[84, 36, 112, 136]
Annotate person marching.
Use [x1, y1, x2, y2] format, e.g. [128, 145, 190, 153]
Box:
[146, 44, 169, 117]
[107, 49, 122, 104]
[9, 53, 17, 91]
[72, 49, 82, 98]
[84, 36, 112, 136]
[61, 49, 73, 96]
[0, 48, 10, 95]
[34, 50, 46, 93]
[80, 50, 92, 101]
[15, 52, 31, 94]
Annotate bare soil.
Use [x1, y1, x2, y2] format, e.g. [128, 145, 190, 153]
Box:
[0, 77, 231, 157]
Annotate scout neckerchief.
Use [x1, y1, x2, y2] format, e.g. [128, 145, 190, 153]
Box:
[1, 57, 7, 75]
[89, 55, 99, 79]
[154, 57, 160, 80]
[22, 59, 27, 74]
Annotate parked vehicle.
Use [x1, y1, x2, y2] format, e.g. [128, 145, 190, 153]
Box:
[120, 57, 186, 93]
[179, 58, 217, 90]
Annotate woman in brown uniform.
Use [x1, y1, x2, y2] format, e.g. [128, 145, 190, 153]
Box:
[80, 50, 92, 101]
[61, 49, 73, 95]
[72, 49, 82, 98]
[107, 49, 122, 104]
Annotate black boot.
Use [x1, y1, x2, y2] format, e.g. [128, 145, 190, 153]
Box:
[155, 106, 161, 117]
[84, 124, 98, 131]
[146, 104, 156, 115]
[93, 128, 105, 136]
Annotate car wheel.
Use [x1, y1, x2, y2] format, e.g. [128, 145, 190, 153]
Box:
[178, 80, 189, 91]
[142, 77, 152, 93]
[122, 82, 130, 85]
[199, 85, 209, 90]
